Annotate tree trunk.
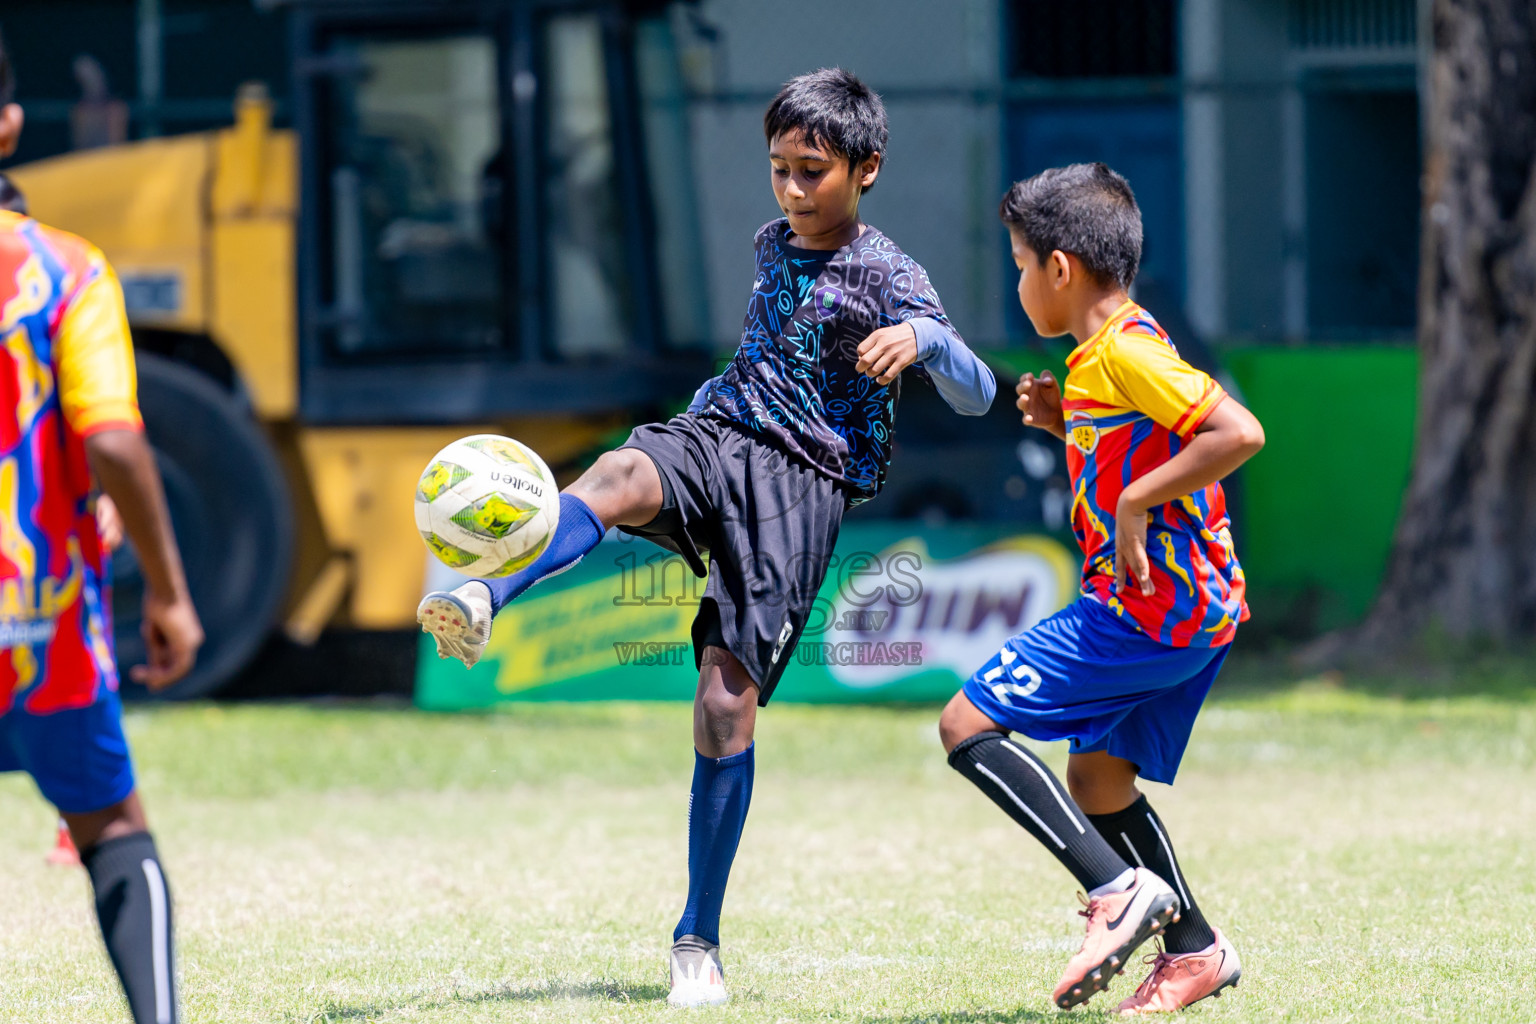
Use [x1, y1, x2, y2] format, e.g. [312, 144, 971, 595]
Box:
[1348, 0, 1536, 652]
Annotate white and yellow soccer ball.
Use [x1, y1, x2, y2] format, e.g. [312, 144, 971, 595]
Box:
[414, 434, 560, 578]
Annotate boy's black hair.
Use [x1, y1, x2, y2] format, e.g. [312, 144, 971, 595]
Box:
[1000, 163, 1142, 290]
[763, 68, 887, 193]
[0, 30, 12, 106]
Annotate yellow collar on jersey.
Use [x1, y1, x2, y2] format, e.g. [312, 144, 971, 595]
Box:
[1067, 299, 1139, 370]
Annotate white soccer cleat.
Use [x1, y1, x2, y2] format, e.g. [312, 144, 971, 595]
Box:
[667, 936, 728, 1008]
[416, 582, 492, 668]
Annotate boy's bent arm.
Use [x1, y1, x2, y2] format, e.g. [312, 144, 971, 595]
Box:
[86, 430, 204, 687]
[1119, 398, 1264, 513]
[859, 253, 993, 414]
[1115, 398, 1264, 595]
[910, 317, 996, 415]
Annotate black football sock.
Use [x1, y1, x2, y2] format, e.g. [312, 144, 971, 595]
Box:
[82, 832, 177, 1024]
[1088, 795, 1216, 954]
[949, 732, 1129, 891]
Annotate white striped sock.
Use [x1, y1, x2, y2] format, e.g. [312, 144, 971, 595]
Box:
[140, 858, 172, 1024]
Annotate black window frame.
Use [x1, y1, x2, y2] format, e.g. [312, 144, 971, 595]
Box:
[1003, 0, 1179, 82]
[292, 0, 701, 424]
[304, 8, 516, 367]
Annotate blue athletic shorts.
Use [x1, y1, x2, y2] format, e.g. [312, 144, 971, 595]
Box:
[0, 687, 136, 814]
[961, 597, 1229, 785]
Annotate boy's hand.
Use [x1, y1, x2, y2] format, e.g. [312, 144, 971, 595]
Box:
[1016, 371, 1065, 438]
[1102, 398, 1266, 601]
[855, 324, 919, 385]
[1114, 496, 1157, 597]
[95, 495, 123, 552]
[132, 590, 204, 691]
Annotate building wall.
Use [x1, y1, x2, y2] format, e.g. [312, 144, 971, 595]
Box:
[1219, 0, 1290, 340]
[1183, 0, 1423, 343]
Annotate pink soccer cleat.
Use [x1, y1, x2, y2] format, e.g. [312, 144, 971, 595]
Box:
[1116, 928, 1242, 1014]
[1053, 867, 1180, 1010]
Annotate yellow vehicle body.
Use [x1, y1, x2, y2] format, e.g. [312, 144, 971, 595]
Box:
[8, 91, 615, 634]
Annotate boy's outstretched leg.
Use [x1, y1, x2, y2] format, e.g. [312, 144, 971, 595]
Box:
[1069, 751, 1242, 1013]
[940, 692, 1180, 1010]
[66, 793, 178, 1024]
[669, 645, 758, 1008]
[418, 449, 664, 666]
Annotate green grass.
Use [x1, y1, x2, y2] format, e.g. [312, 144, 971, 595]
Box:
[3, 677, 1535, 1023]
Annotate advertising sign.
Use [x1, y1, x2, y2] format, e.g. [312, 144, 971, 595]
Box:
[414, 522, 1078, 710]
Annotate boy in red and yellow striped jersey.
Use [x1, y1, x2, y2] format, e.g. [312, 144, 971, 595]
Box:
[939, 164, 1265, 1014]
[0, 36, 203, 1024]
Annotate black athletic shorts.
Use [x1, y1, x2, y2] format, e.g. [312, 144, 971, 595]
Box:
[618, 414, 846, 704]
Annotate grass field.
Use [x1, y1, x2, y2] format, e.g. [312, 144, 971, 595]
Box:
[3, 672, 1535, 1023]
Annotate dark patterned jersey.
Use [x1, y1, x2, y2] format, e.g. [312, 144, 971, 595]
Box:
[696, 219, 969, 504]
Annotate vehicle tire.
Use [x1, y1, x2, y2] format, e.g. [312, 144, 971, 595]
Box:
[111, 353, 294, 700]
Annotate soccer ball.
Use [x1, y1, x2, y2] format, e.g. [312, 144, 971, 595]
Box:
[414, 434, 560, 578]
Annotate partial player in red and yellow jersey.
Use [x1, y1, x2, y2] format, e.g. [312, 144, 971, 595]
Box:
[0, 38, 202, 1024]
[938, 164, 1265, 1013]
[1060, 301, 1245, 646]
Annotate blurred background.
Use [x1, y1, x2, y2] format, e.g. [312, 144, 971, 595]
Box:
[0, 0, 1423, 701]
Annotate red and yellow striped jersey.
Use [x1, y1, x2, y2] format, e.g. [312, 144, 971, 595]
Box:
[1061, 300, 1247, 647]
[0, 209, 141, 714]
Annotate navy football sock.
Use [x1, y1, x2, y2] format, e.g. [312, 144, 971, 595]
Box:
[480, 493, 605, 614]
[1089, 795, 1217, 954]
[82, 832, 177, 1024]
[949, 732, 1129, 891]
[674, 745, 754, 946]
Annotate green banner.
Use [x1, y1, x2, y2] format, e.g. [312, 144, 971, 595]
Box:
[414, 522, 1079, 710]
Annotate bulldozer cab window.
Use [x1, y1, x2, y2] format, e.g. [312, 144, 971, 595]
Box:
[295, 3, 715, 421]
[322, 31, 505, 358]
[542, 14, 631, 359]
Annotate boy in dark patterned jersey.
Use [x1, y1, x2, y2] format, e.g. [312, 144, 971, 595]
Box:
[419, 68, 994, 1006]
[696, 213, 988, 501]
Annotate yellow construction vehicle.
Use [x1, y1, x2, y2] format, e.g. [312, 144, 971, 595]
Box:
[7, 0, 711, 696]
